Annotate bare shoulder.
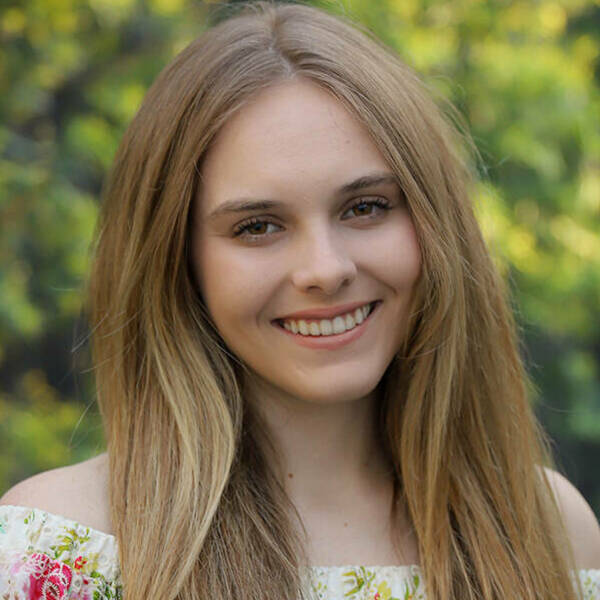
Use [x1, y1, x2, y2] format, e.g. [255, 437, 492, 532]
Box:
[0, 452, 113, 537]
[543, 467, 600, 569]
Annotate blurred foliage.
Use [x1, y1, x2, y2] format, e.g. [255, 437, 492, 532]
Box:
[0, 0, 599, 515]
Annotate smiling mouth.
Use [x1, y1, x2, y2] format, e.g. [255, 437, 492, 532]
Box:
[275, 301, 381, 337]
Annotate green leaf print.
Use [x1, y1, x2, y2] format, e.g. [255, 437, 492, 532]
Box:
[401, 572, 420, 600]
[342, 567, 376, 596]
[311, 579, 329, 600]
[49, 526, 91, 560]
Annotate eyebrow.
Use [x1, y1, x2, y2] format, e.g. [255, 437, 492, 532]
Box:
[205, 172, 400, 220]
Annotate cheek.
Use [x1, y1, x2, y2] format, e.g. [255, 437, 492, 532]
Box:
[364, 218, 422, 289]
[194, 236, 280, 326]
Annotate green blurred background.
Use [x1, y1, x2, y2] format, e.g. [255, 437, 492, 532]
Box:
[1, 0, 599, 515]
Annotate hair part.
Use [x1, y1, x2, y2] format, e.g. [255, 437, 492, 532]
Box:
[88, 1, 580, 598]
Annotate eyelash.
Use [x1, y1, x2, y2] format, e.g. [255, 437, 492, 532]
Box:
[232, 197, 392, 241]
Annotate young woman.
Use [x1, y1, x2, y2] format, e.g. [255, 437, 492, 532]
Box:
[1, 2, 599, 599]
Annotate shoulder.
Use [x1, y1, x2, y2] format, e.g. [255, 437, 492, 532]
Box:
[0, 452, 113, 537]
[542, 466, 600, 569]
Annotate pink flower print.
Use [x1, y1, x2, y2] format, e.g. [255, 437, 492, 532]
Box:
[26, 553, 51, 580]
[374, 594, 381, 600]
[74, 556, 87, 571]
[26, 553, 73, 600]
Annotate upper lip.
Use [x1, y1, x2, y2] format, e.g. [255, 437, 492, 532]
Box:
[275, 300, 378, 322]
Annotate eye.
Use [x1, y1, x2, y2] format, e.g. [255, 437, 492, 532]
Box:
[232, 217, 282, 240]
[231, 197, 392, 242]
[341, 197, 391, 220]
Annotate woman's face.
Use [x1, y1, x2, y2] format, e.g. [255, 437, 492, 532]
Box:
[191, 79, 421, 405]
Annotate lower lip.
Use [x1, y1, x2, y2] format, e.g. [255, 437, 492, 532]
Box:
[273, 302, 380, 350]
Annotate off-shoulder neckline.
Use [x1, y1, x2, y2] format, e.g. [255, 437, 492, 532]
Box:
[2, 504, 599, 574]
[1, 503, 117, 540]
[0, 504, 421, 570]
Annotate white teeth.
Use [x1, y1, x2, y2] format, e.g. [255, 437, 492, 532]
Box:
[332, 316, 346, 334]
[281, 302, 376, 337]
[319, 319, 333, 335]
[309, 322, 321, 336]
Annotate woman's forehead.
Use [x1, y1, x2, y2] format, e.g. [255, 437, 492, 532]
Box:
[198, 80, 391, 209]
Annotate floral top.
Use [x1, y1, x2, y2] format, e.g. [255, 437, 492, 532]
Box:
[0, 505, 599, 600]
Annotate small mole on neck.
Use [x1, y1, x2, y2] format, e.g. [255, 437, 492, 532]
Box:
[344, 522, 348, 527]
[288, 472, 294, 478]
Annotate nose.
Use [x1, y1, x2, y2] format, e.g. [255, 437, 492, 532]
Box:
[290, 228, 357, 295]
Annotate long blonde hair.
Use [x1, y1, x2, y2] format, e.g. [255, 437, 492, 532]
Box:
[88, 2, 580, 598]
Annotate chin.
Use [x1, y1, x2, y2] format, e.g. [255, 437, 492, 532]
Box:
[284, 376, 383, 406]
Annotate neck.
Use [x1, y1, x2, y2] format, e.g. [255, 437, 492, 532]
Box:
[245, 374, 394, 509]
[242, 373, 419, 568]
